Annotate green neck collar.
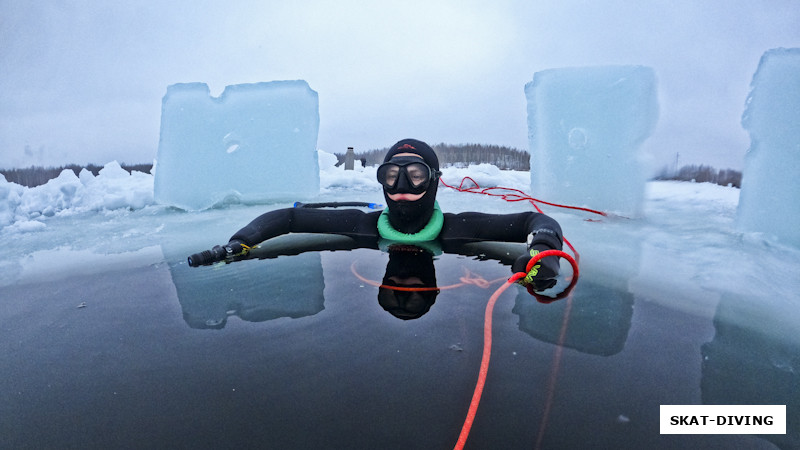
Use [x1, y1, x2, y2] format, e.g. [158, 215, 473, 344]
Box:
[378, 201, 443, 242]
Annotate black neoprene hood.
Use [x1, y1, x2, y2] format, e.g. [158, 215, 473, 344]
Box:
[381, 139, 440, 234]
[382, 138, 440, 170]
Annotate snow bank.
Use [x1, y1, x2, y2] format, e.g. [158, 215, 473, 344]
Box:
[0, 161, 154, 231]
[0, 151, 739, 239]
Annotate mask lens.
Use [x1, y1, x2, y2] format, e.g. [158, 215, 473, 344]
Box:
[405, 163, 430, 188]
[380, 165, 400, 188]
[377, 158, 437, 194]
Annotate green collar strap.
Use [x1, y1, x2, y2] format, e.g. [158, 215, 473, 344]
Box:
[377, 201, 444, 242]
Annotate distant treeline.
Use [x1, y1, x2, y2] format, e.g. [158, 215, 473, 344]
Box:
[654, 164, 742, 188]
[340, 143, 531, 170]
[1, 163, 153, 188]
[3, 158, 743, 190]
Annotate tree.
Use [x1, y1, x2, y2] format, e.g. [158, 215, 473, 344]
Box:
[339, 143, 530, 170]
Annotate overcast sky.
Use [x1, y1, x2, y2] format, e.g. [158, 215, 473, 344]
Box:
[2, 0, 798, 171]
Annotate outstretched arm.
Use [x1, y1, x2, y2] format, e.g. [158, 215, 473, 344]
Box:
[439, 211, 564, 290]
[188, 207, 381, 267]
[229, 207, 381, 247]
[439, 211, 562, 249]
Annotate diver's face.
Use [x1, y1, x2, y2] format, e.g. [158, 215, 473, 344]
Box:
[384, 153, 426, 202]
[378, 275, 431, 318]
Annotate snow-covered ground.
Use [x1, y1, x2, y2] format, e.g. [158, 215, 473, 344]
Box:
[1, 151, 798, 342]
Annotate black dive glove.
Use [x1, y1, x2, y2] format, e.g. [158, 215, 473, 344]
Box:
[187, 240, 250, 267]
[512, 244, 560, 291]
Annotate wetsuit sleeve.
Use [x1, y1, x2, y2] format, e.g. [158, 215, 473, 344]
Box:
[228, 208, 381, 247]
[439, 211, 563, 250]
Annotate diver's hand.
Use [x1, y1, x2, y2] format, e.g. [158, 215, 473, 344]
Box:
[512, 245, 559, 291]
[187, 241, 250, 267]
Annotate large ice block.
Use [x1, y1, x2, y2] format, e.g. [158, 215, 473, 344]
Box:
[525, 66, 658, 217]
[154, 81, 320, 210]
[737, 48, 800, 247]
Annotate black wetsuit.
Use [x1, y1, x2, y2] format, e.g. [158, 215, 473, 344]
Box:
[229, 138, 563, 277]
[229, 207, 563, 258]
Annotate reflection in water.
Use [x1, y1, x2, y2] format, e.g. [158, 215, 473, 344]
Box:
[169, 246, 448, 327]
[167, 231, 637, 361]
[169, 243, 523, 326]
[702, 292, 799, 449]
[168, 252, 326, 329]
[513, 279, 633, 356]
[167, 236, 577, 327]
[169, 243, 452, 327]
[7, 205, 799, 448]
[377, 247, 439, 320]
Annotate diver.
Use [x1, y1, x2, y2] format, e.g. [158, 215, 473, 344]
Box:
[189, 138, 564, 293]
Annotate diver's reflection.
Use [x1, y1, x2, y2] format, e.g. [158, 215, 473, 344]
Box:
[172, 243, 448, 328]
[377, 246, 439, 320]
[171, 237, 579, 328]
[170, 250, 326, 329]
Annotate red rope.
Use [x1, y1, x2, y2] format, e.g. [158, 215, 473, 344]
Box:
[454, 274, 522, 450]
[525, 250, 580, 304]
[350, 249, 579, 449]
[454, 250, 578, 450]
[439, 176, 608, 217]
[438, 175, 588, 270]
[350, 263, 507, 291]
[354, 175, 591, 447]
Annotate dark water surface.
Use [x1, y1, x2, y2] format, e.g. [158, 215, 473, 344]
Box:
[1, 244, 795, 449]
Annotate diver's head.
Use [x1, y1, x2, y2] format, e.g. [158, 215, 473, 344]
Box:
[377, 139, 441, 234]
[378, 244, 439, 320]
